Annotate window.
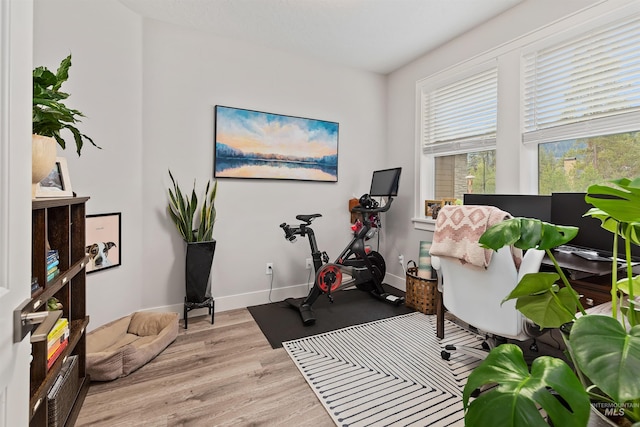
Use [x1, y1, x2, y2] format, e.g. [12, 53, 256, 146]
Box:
[538, 131, 640, 194]
[415, 3, 640, 228]
[524, 14, 640, 193]
[419, 65, 498, 209]
[434, 150, 496, 199]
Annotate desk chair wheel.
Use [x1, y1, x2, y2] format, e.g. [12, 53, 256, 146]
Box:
[441, 344, 457, 361]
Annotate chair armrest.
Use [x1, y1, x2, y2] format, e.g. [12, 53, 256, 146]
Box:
[517, 249, 545, 281]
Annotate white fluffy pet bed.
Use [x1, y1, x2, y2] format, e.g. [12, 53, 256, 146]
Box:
[86, 311, 179, 381]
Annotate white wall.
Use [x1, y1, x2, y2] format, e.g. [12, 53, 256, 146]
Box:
[384, 0, 609, 276]
[141, 18, 388, 312]
[34, 0, 144, 329]
[33, 0, 388, 328]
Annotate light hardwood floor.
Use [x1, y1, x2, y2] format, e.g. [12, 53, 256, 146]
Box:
[76, 309, 333, 427]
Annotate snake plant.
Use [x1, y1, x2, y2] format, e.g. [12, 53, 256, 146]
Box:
[167, 170, 217, 242]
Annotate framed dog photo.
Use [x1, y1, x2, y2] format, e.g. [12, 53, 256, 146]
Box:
[86, 212, 121, 274]
[36, 157, 73, 198]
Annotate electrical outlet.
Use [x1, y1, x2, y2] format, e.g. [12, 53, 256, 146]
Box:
[306, 258, 312, 270]
[398, 254, 404, 266]
[266, 262, 273, 275]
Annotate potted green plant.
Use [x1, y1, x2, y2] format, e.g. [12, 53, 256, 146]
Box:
[167, 170, 218, 306]
[33, 54, 98, 155]
[461, 178, 640, 427]
[32, 54, 99, 196]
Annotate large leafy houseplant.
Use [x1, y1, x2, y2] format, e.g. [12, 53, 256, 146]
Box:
[167, 170, 217, 242]
[33, 54, 98, 156]
[462, 178, 640, 427]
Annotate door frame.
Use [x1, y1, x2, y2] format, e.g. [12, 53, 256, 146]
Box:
[0, 0, 34, 425]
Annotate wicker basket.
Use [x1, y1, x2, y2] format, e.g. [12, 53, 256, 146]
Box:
[47, 355, 79, 427]
[405, 261, 437, 314]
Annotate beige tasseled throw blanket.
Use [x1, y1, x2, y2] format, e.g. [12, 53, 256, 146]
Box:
[430, 205, 522, 269]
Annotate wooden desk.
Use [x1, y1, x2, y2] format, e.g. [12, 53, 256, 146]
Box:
[542, 251, 618, 277]
[543, 252, 639, 309]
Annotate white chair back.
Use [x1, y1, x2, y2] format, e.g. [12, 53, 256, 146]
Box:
[434, 248, 544, 341]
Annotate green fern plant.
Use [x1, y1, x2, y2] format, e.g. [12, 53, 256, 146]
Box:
[32, 54, 99, 156]
[167, 170, 217, 242]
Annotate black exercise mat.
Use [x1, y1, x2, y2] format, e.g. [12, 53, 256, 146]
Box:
[248, 284, 414, 349]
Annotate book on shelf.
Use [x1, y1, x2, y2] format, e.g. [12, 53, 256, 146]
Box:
[47, 339, 68, 370]
[48, 333, 69, 360]
[31, 277, 41, 293]
[46, 258, 60, 270]
[47, 324, 69, 346]
[47, 318, 69, 341]
[47, 264, 58, 275]
[46, 269, 59, 282]
[47, 325, 69, 354]
[46, 250, 59, 264]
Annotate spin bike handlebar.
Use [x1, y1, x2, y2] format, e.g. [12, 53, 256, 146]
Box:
[351, 197, 394, 215]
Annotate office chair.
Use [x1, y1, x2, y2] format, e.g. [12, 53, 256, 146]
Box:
[430, 206, 545, 361]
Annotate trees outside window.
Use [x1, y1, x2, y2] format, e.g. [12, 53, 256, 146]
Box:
[539, 131, 640, 194]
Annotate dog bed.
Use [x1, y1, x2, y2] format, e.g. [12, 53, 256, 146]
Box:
[86, 311, 179, 381]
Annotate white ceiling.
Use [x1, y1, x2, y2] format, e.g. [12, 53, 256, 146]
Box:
[119, 0, 524, 74]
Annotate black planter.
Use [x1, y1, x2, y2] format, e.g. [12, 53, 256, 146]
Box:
[185, 240, 216, 304]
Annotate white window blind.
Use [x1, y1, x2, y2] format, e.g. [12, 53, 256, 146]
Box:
[422, 67, 497, 154]
[523, 14, 640, 143]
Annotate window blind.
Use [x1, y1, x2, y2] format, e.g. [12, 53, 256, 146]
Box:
[523, 14, 640, 143]
[422, 67, 497, 154]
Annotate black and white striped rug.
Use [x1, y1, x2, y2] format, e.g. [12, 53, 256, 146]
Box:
[283, 312, 482, 427]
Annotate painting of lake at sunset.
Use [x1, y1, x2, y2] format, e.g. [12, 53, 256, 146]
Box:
[214, 106, 339, 181]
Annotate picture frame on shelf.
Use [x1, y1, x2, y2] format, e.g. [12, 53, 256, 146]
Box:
[86, 213, 121, 274]
[35, 157, 73, 198]
[425, 200, 444, 219]
[214, 105, 339, 182]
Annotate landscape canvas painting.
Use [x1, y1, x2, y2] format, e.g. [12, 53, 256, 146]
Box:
[214, 106, 338, 181]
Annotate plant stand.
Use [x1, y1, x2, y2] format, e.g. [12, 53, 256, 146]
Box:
[183, 297, 214, 329]
[183, 240, 216, 329]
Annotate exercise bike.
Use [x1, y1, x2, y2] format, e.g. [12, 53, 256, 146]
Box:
[279, 168, 404, 325]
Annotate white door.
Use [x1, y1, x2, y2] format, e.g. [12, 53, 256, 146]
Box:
[0, 1, 34, 426]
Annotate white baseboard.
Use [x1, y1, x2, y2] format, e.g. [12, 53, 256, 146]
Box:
[140, 276, 406, 320]
[385, 272, 406, 291]
[140, 283, 313, 319]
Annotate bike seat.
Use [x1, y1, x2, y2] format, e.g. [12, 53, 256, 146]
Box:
[296, 214, 322, 223]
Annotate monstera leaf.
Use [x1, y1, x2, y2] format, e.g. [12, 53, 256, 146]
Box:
[479, 218, 578, 251]
[585, 178, 640, 225]
[480, 218, 582, 327]
[463, 344, 590, 427]
[571, 315, 640, 404]
[501, 272, 578, 328]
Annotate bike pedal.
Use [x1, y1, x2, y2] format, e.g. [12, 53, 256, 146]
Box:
[384, 294, 402, 303]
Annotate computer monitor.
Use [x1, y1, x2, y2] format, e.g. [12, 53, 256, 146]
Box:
[550, 192, 640, 260]
[463, 194, 552, 222]
[369, 167, 401, 197]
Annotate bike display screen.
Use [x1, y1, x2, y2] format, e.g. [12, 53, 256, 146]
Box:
[369, 167, 401, 197]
